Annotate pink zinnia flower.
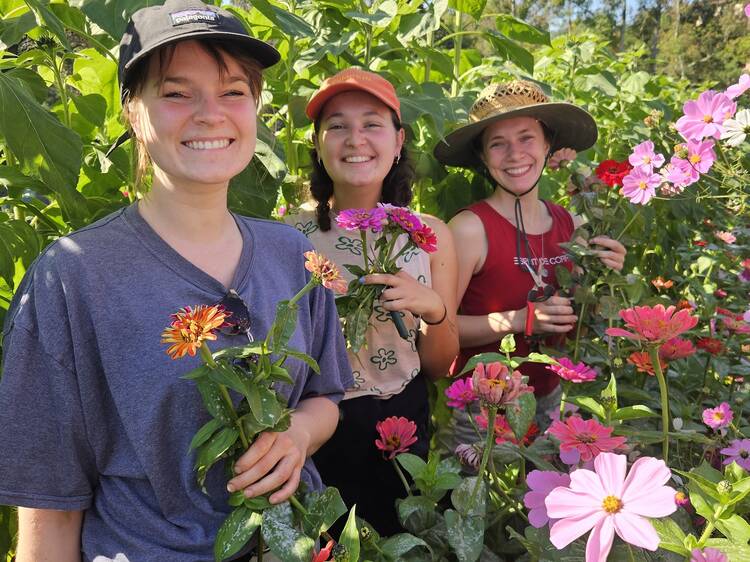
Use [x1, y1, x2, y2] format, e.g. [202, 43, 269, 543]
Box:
[524, 470, 572, 528]
[691, 547, 729, 562]
[620, 167, 661, 205]
[335, 207, 388, 232]
[628, 140, 665, 172]
[721, 315, 750, 334]
[547, 357, 598, 383]
[374, 416, 418, 460]
[659, 337, 695, 360]
[410, 223, 438, 253]
[545, 453, 677, 562]
[471, 362, 529, 407]
[548, 415, 627, 462]
[720, 438, 750, 470]
[304, 251, 348, 294]
[686, 139, 716, 174]
[379, 204, 422, 233]
[606, 304, 699, 344]
[702, 402, 733, 430]
[714, 230, 736, 244]
[444, 377, 476, 409]
[676, 91, 737, 141]
[697, 337, 724, 355]
[726, 73, 750, 100]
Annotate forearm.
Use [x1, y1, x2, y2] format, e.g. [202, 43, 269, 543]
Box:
[290, 396, 340, 457]
[417, 316, 459, 380]
[17, 508, 83, 562]
[456, 309, 523, 348]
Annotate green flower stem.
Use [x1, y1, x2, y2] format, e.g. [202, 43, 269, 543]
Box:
[648, 345, 670, 464]
[616, 208, 642, 241]
[698, 505, 724, 546]
[200, 344, 250, 450]
[489, 476, 528, 523]
[391, 458, 412, 496]
[451, 4, 462, 97]
[559, 381, 569, 417]
[288, 277, 318, 307]
[573, 301, 587, 362]
[360, 230, 369, 271]
[467, 405, 497, 511]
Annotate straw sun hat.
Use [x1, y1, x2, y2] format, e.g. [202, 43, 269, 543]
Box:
[434, 80, 598, 168]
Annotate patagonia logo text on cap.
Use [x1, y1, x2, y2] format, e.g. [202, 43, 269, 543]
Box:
[170, 9, 219, 26]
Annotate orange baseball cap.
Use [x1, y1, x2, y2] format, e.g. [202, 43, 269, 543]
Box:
[305, 68, 401, 122]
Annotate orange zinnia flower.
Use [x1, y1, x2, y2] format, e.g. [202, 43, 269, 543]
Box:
[304, 251, 348, 294]
[651, 276, 674, 291]
[161, 304, 228, 359]
[627, 351, 667, 376]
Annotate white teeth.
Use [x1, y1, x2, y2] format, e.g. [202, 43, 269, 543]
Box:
[184, 139, 231, 150]
[345, 156, 372, 163]
[505, 165, 532, 175]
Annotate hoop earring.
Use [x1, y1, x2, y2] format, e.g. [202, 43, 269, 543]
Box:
[394, 154, 400, 165]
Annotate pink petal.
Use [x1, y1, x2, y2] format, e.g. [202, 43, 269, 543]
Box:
[528, 507, 549, 528]
[593, 452, 626, 497]
[549, 510, 606, 549]
[546, 487, 602, 519]
[621, 457, 671, 504]
[569, 468, 607, 499]
[613, 511, 660, 551]
[585, 517, 616, 562]
[605, 328, 640, 339]
[623, 485, 677, 518]
[524, 490, 547, 509]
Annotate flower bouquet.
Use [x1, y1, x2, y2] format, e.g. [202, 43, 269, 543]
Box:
[333, 204, 437, 352]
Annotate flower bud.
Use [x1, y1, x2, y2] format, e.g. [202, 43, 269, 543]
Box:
[674, 491, 690, 507]
[717, 480, 733, 495]
[332, 544, 348, 561]
[360, 525, 373, 543]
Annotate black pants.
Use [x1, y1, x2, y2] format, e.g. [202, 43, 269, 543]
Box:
[313, 374, 430, 538]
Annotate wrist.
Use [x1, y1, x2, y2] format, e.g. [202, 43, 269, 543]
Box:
[422, 302, 447, 325]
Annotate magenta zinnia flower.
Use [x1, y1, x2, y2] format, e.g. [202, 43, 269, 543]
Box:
[374, 416, 418, 460]
[726, 73, 750, 99]
[703, 402, 733, 430]
[547, 357, 598, 383]
[676, 90, 736, 141]
[524, 470, 571, 528]
[605, 304, 699, 344]
[548, 415, 627, 462]
[620, 167, 661, 205]
[410, 223, 438, 253]
[335, 207, 388, 232]
[545, 453, 677, 562]
[628, 140, 665, 172]
[471, 362, 529, 406]
[686, 139, 716, 174]
[691, 547, 729, 562]
[659, 337, 695, 360]
[378, 203, 422, 233]
[720, 438, 750, 470]
[444, 377, 476, 409]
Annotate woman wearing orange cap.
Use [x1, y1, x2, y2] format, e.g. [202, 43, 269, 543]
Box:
[285, 68, 459, 535]
[433, 80, 626, 444]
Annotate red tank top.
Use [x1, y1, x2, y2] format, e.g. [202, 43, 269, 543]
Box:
[452, 200, 575, 397]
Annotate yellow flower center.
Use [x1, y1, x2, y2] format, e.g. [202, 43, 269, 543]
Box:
[703, 115, 713, 123]
[487, 378, 508, 390]
[689, 155, 701, 164]
[576, 432, 597, 444]
[713, 411, 725, 421]
[638, 181, 647, 190]
[643, 156, 651, 163]
[602, 495, 623, 514]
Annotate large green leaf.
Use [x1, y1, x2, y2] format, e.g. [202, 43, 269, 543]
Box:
[214, 507, 262, 562]
[0, 73, 86, 223]
[506, 392, 536, 440]
[25, 0, 70, 49]
[494, 14, 549, 45]
[77, 0, 152, 38]
[379, 533, 430, 560]
[301, 487, 347, 537]
[339, 506, 360, 562]
[0, 9, 35, 50]
[448, 0, 486, 21]
[483, 31, 534, 74]
[262, 502, 315, 562]
[229, 0, 314, 38]
[444, 509, 484, 562]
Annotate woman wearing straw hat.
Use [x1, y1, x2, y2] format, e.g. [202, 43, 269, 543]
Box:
[285, 67, 458, 536]
[434, 80, 625, 439]
[0, 1, 352, 559]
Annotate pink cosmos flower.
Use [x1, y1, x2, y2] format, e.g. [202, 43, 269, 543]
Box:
[686, 139, 716, 174]
[444, 377, 476, 409]
[620, 167, 662, 205]
[524, 470, 572, 528]
[548, 415, 627, 462]
[676, 91, 737, 141]
[721, 315, 750, 334]
[714, 230, 736, 244]
[659, 337, 696, 360]
[691, 547, 729, 562]
[471, 362, 530, 407]
[336, 207, 388, 232]
[746, 3, 750, 17]
[410, 223, 438, 253]
[702, 402, 733, 430]
[628, 140, 665, 172]
[661, 156, 700, 189]
[374, 416, 418, 460]
[545, 453, 677, 562]
[378, 204, 422, 233]
[720, 438, 750, 470]
[605, 304, 699, 344]
[547, 357, 598, 383]
[726, 73, 750, 100]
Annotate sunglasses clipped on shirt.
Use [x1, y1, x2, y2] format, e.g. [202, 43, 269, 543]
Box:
[215, 289, 254, 341]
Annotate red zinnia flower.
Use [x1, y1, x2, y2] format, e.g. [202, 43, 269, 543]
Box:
[595, 159, 632, 187]
[548, 415, 627, 462]
[311, 540, 335, 562]
[659, 337, 696, 360]
[697, 337, 724, 355]
[410, 224, 438, 253]
[605, 304, 698, 344]
[375, 416, 418, 460]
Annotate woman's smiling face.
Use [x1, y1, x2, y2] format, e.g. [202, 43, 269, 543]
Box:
[480, 116, 550, 195]
[128, 40, 257, 193]
[315, 90, 404, 198]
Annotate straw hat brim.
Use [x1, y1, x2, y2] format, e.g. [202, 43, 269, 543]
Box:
[433, 102, 598, 168]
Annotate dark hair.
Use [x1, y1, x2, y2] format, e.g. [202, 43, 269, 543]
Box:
[309, 110, 414, 231]
[122, 38, 264, 195]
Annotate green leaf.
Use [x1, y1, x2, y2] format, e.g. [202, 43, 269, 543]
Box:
[565, 396, 606, 419]
[196, 379, 234, 425]
[206, 362, 248, 397]
[214, 507, 262, 562]
[189, 418, 225, 451]
[650, 517, 690, 556]
[598, 295, 621, 320]
[25, 0, 70, 49]
[704, 539, 750, 562]
[262, 502, 315, 562]
[0, 10, 36, 50]
[284, 349, 321, 375]
[449, 0, 486, 20]
[339, 506, 360, 562]
[231, 0, 314, 37]
[444, 509, 484, 562]
[194, 427, 239, 483]
[600, 373, 618, 412]
[345, 0, 398, 27]
[78, 0, 151, 38]
[715, 513, 750, 543]
[247, 386, 283, 429]
[71, 93, 106, 127]
[451, 477, 486, 518]
[458, 353, 508, 375]
[499, 333, 516, 353]
[396, 452, 427, 481]
[612, 405, 660, 421]
[0, 73, 86, 223]
[397, 495, 437, 527]
[506, 392, 536, 440]
[483, 31, 534, 74]
[301, 488, 347, 537]
[379, 533, 430, 559]
[494, 14, 549, 45]
[268, 299, 299, 352]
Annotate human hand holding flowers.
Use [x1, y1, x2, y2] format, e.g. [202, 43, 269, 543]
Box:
[588, 235, 626, 271]
[362, 270, 446, 324]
